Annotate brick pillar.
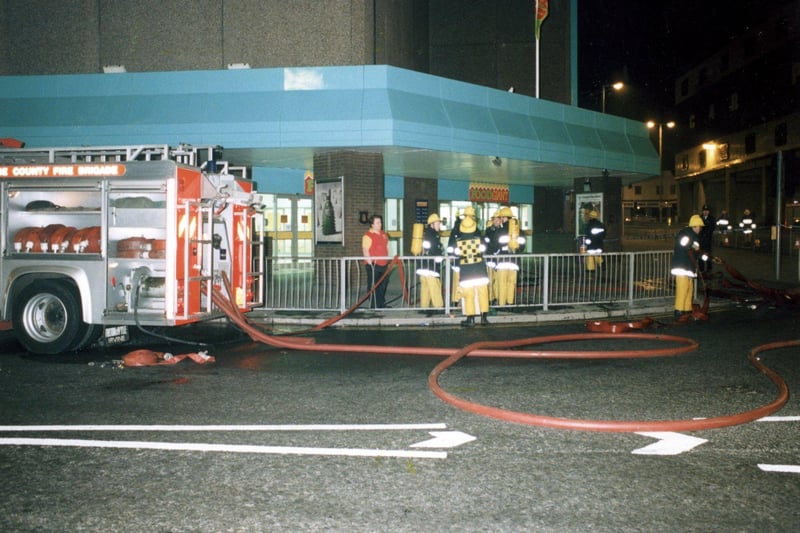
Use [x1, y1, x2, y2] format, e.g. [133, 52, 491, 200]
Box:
[313, 151, 384, 259]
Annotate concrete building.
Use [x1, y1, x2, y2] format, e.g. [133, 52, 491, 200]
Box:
[0, 0, 659, 258]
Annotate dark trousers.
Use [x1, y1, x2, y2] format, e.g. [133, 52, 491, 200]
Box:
[365, 263, 388, 308]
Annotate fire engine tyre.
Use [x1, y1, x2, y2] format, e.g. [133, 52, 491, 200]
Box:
[11, 281, 87, 354]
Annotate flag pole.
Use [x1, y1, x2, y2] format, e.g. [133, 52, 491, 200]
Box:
[535, 0, 540, 98]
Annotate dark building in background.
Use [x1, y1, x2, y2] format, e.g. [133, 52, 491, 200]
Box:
[672, 1, 800, 227]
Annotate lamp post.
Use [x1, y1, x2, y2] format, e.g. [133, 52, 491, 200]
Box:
[601, 82, 624, 113]
[646, 120, 675, 162]
[647, 120, 676, 223]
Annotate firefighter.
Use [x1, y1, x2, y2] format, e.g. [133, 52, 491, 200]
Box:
[483, 210, 503, 302]
[446, 209, 464, 303]
[415, 213, 445, 311]
[670, 214, 709, 320]
[582, 209, 605, 275]
[493, 206, 525, 305]
[453, 206, 490, 327]
[739, 209, 756, 244]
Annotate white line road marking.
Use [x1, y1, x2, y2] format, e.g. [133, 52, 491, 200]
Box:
[758, 464, 800, 474]
[410, 431, 476, 448]
[633, 432, 708, 456]
[756, 416, 800, 422]
[0, 437, 447, 459]
[0, 423, 473, 459]
[0, 423, 448, 432]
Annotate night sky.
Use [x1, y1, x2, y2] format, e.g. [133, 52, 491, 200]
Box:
[577, 0, 793, 119]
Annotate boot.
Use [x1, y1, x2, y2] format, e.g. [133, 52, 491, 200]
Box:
[480, 313, 489, 326]
[461, 315, 475, 327]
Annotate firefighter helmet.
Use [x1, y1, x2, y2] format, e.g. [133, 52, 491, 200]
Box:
[459, 215, 477, 233]
[427, 213, 440, 224]
[689, 215, 705, 227]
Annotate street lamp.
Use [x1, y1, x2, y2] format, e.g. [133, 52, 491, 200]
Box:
[647, 120, 676, 223]
[646, 120, 676, 162]
[601, 81, 624, 113]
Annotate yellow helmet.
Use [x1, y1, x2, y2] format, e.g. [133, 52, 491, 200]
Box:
[689, 214, 705, 227]
[589, 210, 599, 218]
[498, 207, 514, 218]
[459, 215, 477, 233]
[427, 213, 440, 224]
[463, 206, 476, 217]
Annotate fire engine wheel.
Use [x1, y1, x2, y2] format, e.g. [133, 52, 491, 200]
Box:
[12, 281, 87, 355]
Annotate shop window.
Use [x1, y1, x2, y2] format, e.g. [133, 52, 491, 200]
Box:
[719, 143, 729, 161]
[680, 156, 689, 171]
[698, 150, 707, 168]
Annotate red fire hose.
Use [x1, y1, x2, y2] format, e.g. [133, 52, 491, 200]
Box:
[207, 272, 793, 433]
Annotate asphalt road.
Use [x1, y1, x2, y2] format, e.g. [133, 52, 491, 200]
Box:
[1, 305, 799, 532]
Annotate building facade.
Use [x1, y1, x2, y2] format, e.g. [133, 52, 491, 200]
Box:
[0, 0, 658, 257]
[671, 1, 800, 228]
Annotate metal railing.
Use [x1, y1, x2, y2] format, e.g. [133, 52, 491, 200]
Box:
[260, 250, 676, 314]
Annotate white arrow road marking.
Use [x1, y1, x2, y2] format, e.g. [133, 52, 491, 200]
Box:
[758, 464, 800, 474]
[633, 432, 708, 456]
[410, 431, 477, 449]
[0, 437, 448, 459]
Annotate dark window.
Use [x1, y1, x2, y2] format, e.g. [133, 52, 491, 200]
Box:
[698, 67, 707, 85]
[670, 184, 676, 195]
[680, 78, 689, 96]
[744, 36, 755, 57]
[745, 132, 756, 154]
[720, 53, 729, 72]
[775, 123, 788, 146]
[698, 150, 707, 168]
[634, 185, 642, 195]
[680, 156, 689, 171]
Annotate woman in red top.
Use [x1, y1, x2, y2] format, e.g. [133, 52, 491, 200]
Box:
[362, 214, 390, 308]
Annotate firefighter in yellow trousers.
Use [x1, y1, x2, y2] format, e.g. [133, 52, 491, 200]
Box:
[411, 213, 445, 311]
[492, 207, 525, 306]
[454, 207, 490, 326]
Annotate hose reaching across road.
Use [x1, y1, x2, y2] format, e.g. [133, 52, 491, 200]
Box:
[210, 272, 793, 433]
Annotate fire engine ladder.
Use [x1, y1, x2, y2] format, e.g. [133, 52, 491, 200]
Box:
[180, 200, 216, 319]
[0, 144, 222, 167]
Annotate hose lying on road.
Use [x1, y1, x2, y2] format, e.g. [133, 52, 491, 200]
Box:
[211, 272, 792, 433]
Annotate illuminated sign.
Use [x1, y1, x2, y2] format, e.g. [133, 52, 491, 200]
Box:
[0, 164, 126, 178]
[469, 183, 509, 203]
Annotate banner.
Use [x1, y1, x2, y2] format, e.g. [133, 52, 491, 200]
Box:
[535, 0, 549, 40]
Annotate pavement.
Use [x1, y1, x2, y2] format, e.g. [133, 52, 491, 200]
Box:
[254, 241, 800, 330]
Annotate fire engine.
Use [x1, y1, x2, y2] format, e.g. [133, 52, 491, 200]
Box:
[0, 143, 265, 354]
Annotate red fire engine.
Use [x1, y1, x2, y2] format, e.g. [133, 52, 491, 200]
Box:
[0, 144, 265, 354]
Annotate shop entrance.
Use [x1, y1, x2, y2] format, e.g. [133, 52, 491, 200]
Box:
[264, 195, 313, 258]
